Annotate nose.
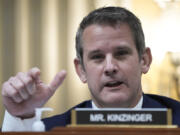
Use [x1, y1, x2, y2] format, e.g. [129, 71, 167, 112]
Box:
[104, 55, 118, 76]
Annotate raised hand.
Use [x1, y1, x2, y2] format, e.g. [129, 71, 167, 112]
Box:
[2, 67, 66, 118]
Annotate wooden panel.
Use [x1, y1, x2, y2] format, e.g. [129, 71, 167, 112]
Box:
[1, 127, 180, 135]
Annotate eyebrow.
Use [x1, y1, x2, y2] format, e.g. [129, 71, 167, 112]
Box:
[87, 46, 133, 58]
[114, 46, 132, 52]
[115, 46, 131, 50]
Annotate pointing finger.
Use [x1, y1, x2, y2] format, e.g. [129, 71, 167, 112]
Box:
[48, 70, 66, 92]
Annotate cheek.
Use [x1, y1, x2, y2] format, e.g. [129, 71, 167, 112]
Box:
[85, 65, 103, 90]
[123, 59, 142, 81]
[85, 63, 103, 78]
[126, 64, 142, 87]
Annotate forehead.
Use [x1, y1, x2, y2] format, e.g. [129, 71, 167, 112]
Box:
[82, 23, 136, 52]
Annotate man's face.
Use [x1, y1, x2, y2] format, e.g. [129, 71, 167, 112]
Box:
[75, 23, 151, 108]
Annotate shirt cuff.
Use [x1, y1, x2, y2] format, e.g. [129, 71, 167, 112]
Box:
[2, 110, 36, 132]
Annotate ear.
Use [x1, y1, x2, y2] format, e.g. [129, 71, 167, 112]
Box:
[74, 58, 87, 83]
[140, 47, 152, 74]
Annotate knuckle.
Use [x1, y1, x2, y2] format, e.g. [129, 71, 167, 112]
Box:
[25, 77, 33, 85]
[17, 72, 24, 77]
[9, 76, 15, 81]
[2, 82, 11, 95]
[1, 89, 7, 96]
[2, 91, 6, 96]
[9, 89, 18, 97]
[18, 72, 34, 85]
[16, 82, 25, 90]
[2, 82, 9, 89]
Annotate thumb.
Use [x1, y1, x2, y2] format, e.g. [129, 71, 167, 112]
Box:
[48, 70, 67, 92]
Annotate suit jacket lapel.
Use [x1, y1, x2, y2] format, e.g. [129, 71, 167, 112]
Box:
[142, 94, 166, 108]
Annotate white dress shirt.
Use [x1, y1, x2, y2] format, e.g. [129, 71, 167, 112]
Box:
[92, 96, 143, 110]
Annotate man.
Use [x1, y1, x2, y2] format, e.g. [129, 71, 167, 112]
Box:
[2, 6, 180, 131]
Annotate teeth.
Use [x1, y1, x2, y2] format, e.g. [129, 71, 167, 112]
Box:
[105, 81, 121, 87]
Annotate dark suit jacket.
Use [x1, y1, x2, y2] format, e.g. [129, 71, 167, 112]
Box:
[43, 94, 180, 131]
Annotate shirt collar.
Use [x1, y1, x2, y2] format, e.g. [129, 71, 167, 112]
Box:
[92, 96, 143, 110]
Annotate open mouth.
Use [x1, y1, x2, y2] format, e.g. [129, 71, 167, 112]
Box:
[104, 81, 123, 87]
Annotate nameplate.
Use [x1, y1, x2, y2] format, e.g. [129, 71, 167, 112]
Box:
[71, 108, 172, 126]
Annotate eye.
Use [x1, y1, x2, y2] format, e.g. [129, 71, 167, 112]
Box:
[115, 50, 128, 56]
[114, 50, 129, 59]
[90, 54, 105, 62]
